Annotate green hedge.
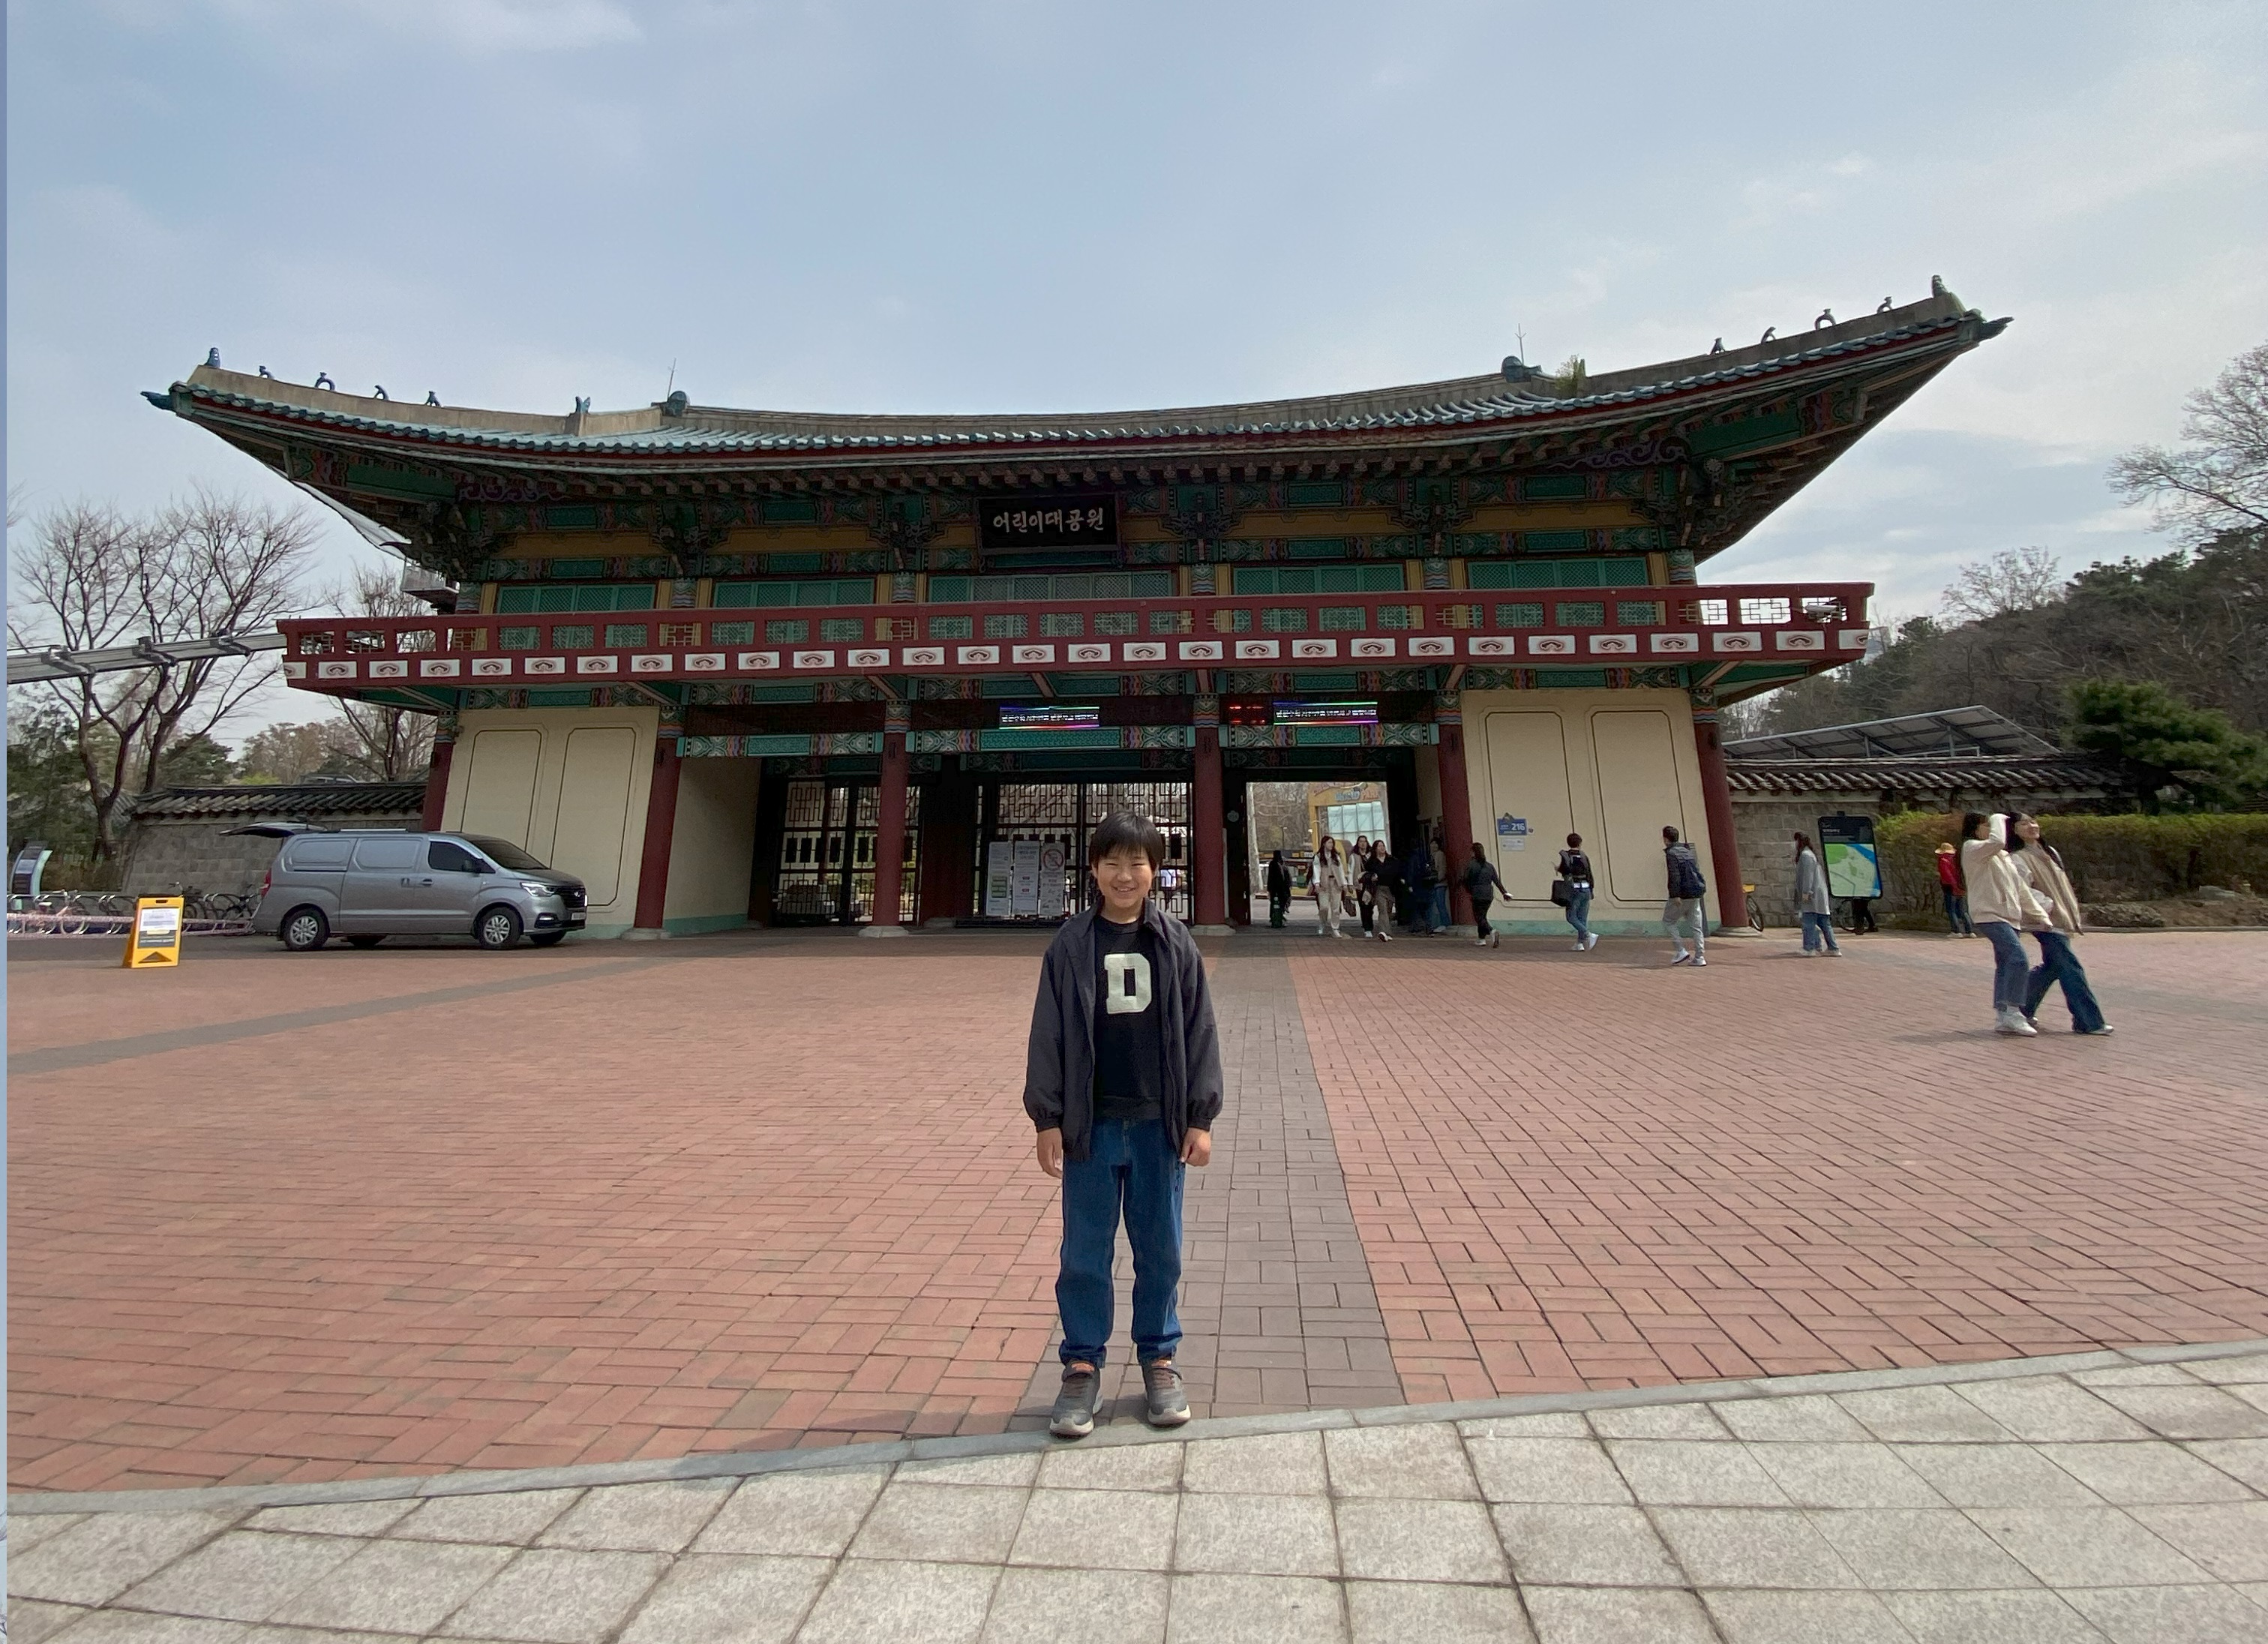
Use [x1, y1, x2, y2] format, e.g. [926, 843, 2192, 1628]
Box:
[1878, 811, 2268, 915]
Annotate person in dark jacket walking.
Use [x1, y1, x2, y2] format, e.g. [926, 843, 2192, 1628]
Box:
[1558, 833, 1598, 951]
[1025, 813, 1223, 1438]
[1662, 824, 1708, 966]
[1265, 849, 1293, 928]
[1404, 838, 1438, 934]
[1462, 842, 1508, 948]
[1360, 840, 1399, 941]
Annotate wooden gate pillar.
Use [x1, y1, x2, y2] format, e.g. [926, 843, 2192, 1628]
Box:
[629, 728, 683, 938]
[1192, 693, 1228, 932]
[866, 703, 911, 938]
[1436, 690, 1478, 929]
[1691, 701, 1747, 934]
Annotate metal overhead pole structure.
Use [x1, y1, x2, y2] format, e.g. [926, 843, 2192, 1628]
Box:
[4, 632, 289, 686]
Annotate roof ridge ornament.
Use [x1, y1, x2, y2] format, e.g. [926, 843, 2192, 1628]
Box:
[207, 347, 221, 368]
[1760, 327, 1776, 344]
[1814, 309, 1835, 329]
[314, 373, 334, 390]
[1877, 296, 1893, 314]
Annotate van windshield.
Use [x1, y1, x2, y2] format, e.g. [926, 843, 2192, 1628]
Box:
[463, 836, 550, 872]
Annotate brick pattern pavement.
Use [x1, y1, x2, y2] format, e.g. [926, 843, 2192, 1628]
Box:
[1293, 930, 2268, 1406]
[10, 928, 2268, 1496]
[14, 1344, 2268, 1642]
[10, 940, 1072, 1491]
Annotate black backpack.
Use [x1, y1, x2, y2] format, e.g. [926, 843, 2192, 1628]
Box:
[1667, 844, 1707, 900]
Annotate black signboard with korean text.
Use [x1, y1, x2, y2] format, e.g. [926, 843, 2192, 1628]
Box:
[979, 496, 1116, 550]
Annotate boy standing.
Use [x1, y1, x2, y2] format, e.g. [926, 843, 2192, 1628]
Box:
[1024, 813, 1222, 1438]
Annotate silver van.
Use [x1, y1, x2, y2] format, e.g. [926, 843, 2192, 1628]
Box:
[252, 830, 588, 951]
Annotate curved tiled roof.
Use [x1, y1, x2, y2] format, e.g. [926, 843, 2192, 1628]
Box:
[1724, 754, 2121, 798]
[158, 292, 2000, 461]
[131, 782, 427, 820]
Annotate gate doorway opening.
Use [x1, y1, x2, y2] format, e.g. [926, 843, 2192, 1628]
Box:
[1242, 779, 1392, 926]
[968, 780, 1192, 923]
[770, 778, 920, 926]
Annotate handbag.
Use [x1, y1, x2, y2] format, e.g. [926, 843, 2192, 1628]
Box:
[1550, 878, 1574, 908]
[1341, 890, 1359, 916]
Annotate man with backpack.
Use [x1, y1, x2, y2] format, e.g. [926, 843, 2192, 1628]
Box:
[1662, 824, 1708, 967]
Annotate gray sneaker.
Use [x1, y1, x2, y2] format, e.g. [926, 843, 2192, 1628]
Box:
[1142, 1360, 1190, 1426]
[1049, 1366, 1101, 1438]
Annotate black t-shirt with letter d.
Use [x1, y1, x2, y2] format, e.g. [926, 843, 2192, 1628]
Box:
[1093, 914, 1165, 1124]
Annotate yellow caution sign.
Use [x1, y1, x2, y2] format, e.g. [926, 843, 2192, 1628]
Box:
[123, 896, 184, 968]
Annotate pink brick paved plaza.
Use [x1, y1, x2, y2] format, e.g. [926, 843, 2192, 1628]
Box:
[9, 928, 2266, 1495]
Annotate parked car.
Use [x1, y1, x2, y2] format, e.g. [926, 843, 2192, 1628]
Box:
[248, 829, 587, 951]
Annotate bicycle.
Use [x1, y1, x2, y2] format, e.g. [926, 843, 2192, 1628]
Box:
[1743, 883, 1765, 933]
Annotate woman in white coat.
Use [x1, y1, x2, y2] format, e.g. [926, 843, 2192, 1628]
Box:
[1960, 812, 2054, 1036]
[1311, 836, 1351, 938]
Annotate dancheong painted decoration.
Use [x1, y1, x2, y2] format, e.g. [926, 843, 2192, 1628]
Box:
[154, 282, 2007, 938]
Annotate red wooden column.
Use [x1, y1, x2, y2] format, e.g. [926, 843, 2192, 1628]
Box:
[1192, 692, 1228, 932]
[1435, 689, 1478, 929]
[865, 702, 911, 938]
[1691, 701, 1747, 933]
[420, 726, 454, 832]
[628, 727, 683, 938]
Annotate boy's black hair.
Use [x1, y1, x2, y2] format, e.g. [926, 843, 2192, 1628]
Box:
[1662, 824, 1681, 843]
[1088, 812, 1168, 870]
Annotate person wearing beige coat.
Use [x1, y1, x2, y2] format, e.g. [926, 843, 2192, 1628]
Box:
[2009, 816, 2114, 1035]
[1960, 812, 2054, 1036]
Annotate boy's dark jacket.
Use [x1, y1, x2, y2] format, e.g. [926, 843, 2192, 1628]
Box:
[1023, 902, 1224, 1163]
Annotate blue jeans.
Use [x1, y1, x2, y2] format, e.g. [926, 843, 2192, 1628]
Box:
[1058, 1118, 1186, 1368]
[1565, 887, 1592, 941]
[1978, 920, 2030, 1011]
[1800, 910, 1840, 953]
[2024, 931, 2105, 1031]
[1430, 885, 1451, 929]
[1942, 886, 1973, 934]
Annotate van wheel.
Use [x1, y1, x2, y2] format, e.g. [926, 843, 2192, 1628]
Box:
[529, 932, 567, 948]
[476, 906, 523, 950]
[280, 907, 329, 952]
[346, 935, 383, 950]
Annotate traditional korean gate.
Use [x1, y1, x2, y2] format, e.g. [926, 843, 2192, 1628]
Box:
[971, 780, 1192, 921]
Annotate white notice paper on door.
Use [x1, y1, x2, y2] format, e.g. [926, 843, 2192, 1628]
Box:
[1010, 838, 1042, 917]
[985, 841, 1016, 916]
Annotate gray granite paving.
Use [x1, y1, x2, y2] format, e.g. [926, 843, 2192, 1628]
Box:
[11, 1344, 2268, 1642]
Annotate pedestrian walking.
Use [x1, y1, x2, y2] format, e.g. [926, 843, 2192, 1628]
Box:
[1934, 842, 1974, 936]
[1462, 842, 1508, 948]
[1352, 836, 1375, 936]
[1661, 825, 1708, 966]
[2009, 814, 2115, 1036]
[1361, 840, 1397, 941]
[1960, 811, 2054, 1038]
[1311, 836, 1352, 938]
[1024, 812, 1223, 1438]
[1556, 833, 1597, 951]
[1792, 831, 1843, 956]
[1404, 837, 1438, 935]
[1427, 830, 1453, 933]
[1265, 849, 1292, 928]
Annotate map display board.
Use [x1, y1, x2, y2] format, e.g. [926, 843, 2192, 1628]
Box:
[1819, 813, 1883, 899]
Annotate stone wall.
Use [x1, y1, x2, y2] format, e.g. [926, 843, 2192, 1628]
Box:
[122, 810, 420, 897]
[1734, 798, 1867, 926]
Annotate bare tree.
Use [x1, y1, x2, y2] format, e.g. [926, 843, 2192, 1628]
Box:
[1941, 545, 2062, 623]
[325, 560, 439, 781]
[8, 489, 316, 860]
[2112, 341, 2268, 544]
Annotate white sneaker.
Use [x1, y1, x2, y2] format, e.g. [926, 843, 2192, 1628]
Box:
[1572, 941, 1586, 952]
[1585, 933, 1598, 950]
[1693, 956, 1707, 967]
[1671, 951, 1692, 965]
[1995, 1009, 2038, 1037]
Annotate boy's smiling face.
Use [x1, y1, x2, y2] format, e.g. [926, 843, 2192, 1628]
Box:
[1094, 844, 1156, 922]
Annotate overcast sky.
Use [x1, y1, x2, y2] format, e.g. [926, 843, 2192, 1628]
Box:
[8, 0, 2265, 731]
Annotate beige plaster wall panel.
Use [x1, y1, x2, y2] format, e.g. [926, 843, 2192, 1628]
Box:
[1477, 710, 1580, 904]
[455, 728, 542, 847]
[552, 728, 642, 909]
[663, 758, 760, 928]
[442, 706, 660, 934]
[1589, 709, 1688, 904]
